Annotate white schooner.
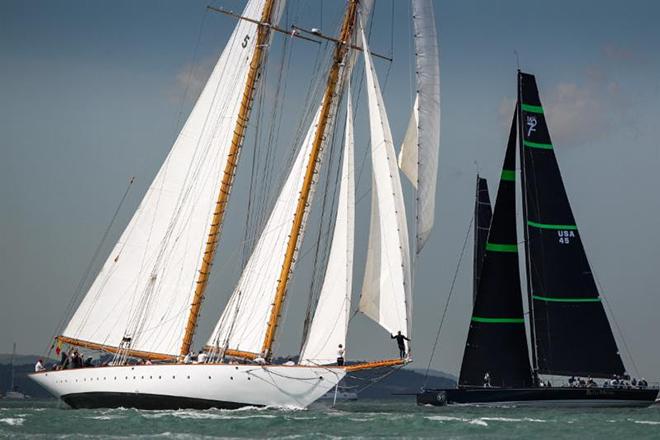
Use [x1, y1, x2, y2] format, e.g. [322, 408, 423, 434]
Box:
[30, 0, 440, 409]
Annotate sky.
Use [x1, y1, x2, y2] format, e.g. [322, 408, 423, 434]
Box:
[1, 0, 659, 381]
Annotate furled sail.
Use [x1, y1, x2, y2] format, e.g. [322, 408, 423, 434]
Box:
[473, 176, 492, 305]
[398, 0, 441, 253]
[299, 90, 355, 366]
[358, 25, 412, 337]
[518, 71, 625, 378]
[207, 105, 324, 356]
[459, 110, 533, 388]
[62, 0, 283, 357]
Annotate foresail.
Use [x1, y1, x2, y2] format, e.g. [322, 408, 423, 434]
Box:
[299, 91, 355, 366]
[207, 106, 324, 356]
[62, 0, 282, 357]
[410, 0, 441, 253]
[398, 96, 419, 187]
[358, 25, 412, 337]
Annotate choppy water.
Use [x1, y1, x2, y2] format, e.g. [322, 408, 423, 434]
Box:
[1, 399, 660, 439]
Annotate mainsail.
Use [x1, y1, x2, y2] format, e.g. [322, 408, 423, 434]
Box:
[62, 0, 283, 358]
[358, 24, 412, 337]
[473, 176, 492, 304]
[299, 91, 355, 366]
[518, 71, 625, 378]
[398, 0, 441, 253]
[459, 110, 533, 388]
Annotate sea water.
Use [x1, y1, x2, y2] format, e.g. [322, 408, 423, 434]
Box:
[1, 399, 659, 439]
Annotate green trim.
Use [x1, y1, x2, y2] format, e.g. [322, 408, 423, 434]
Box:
[527, 220, 578, 230]
[486, 242, 518, 253]
[524, 140, 553, 150]
[500, 169, 516, 182]
[533, 295, 601, 303]
[472, 316, 525, 324]
[521, 103, 544, 114]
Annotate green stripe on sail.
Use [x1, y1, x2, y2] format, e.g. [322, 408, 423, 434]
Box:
[527, 220, 578, 230]
[486, 242, 518, 253]
[521, 103, 544, 114]
[533, 295, 601, 303]
[523, 140, 553, 150]
[500, 169, 516, 181]
[472, 316, 525, 324]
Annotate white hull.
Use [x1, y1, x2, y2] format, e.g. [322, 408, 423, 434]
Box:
[30, 363, 345, 409]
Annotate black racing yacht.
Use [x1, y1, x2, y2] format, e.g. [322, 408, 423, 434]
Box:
[418, 71, 658, 407]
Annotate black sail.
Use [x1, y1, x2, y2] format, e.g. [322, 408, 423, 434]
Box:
[517, 71, 625, 378]
[473, 176, 492, 304]
[459, 111, 533, 388]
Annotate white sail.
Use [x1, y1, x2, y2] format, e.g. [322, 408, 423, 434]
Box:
[208, 105, 326, 356]
[299, 91, 355, 366]
[358, 25, 412, 337]
[398, 95, 419, 188]
[402, 0, 441, 253]
[62, 0, 284, 357]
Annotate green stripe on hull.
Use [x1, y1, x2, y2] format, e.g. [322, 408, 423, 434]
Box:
[485, 242, 518, 253]
[527, 220, 578, 230]
[521, 103, 544, 114]
[533, 295, 601, 303]
[471, 317, 525, 324]
[500, 169, 516, 181]
[523, 140, 553, 150]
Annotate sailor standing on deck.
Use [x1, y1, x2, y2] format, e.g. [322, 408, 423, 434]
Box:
[337, 344, 345, 366]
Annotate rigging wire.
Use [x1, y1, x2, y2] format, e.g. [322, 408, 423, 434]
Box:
[422, 214, 474, 388]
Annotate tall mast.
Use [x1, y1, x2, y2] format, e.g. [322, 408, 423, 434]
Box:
[517, 73, 539, 372]
[261, 0, 360, 357]
[179, 0, 278, 357]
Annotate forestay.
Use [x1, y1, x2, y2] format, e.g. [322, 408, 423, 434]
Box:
[398, 0, 441, 253]
[299, 90, 355, 366]
[358, 25, 412, 337]
[63, 0, 283, 357]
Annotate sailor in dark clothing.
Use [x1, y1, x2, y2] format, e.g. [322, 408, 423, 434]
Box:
[390, 331, 410, 359]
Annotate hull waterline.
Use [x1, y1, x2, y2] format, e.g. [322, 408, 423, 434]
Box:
[417, 387, 659, 408]
[30, 363, 345, 410]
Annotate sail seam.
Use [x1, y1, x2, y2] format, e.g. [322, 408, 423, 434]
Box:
[532, 295, 601, 303]
[485, 242, 518, 253]
[500, 169, 516, 181]
[523, 140, 553, 150]
[521, 103, 544, 114]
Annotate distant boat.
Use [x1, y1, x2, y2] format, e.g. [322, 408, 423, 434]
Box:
[418, 71, 658, 408]
[3, 343, 29, 400]
[30, 0, 441, 410]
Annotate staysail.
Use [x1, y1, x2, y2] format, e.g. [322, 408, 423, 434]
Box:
[299, 91, 355, 366]
[473, 176, 492, 304]
[459, 110, 533, 388]
[518, 71, 625, 378]
[398, 0, 441, 253]
[207, 105, 325, 356]
[358, 24, 412, 337]
[62, 0, 283, 358]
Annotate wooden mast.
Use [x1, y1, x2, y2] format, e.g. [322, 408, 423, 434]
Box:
[261, 0, 360, 358]
[179, 0, 278, 357]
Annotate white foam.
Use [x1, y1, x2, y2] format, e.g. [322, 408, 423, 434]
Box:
[425, 415, 489, 426]
[481, 417, 547, 423]
[633, 420, 660, 425]
[0, 417, 25, 426]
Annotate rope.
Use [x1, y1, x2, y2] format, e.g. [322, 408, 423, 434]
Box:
[422, 214, 474, 388]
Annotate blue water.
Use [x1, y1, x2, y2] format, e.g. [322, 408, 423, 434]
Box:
[1, 399, 660, 439]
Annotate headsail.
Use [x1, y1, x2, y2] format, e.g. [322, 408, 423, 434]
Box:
[459, 110, 533, 388]
[473, 176, 492, 305]
[518, 71, 625, 378]
[207, 105, 325, 356]
[358, 25, 412, 337]
[398, 0, 441, 253]
[62, 0, 283, 358]
[299, 90, 355, 366]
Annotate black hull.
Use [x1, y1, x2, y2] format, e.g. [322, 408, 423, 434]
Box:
[62, 392, 262, 410]
[417, 387, 658, 407]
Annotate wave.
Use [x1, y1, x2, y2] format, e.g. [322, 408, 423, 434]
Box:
[0, 417, 25, 426]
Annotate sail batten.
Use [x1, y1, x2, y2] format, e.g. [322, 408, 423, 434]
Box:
[518, 71, 625, 378]
[358, 24, 412, 337]
[62, 0, 283, 357]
